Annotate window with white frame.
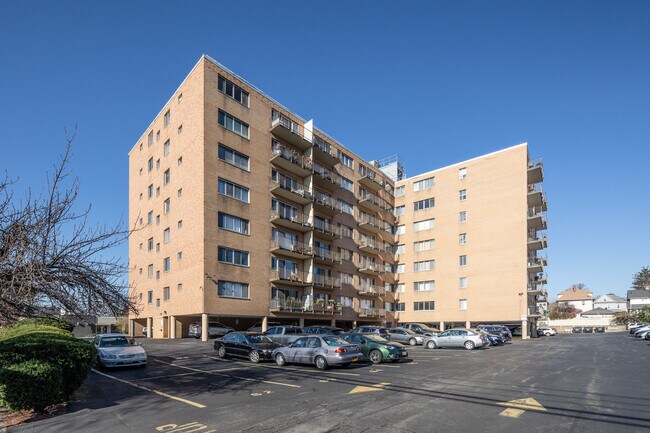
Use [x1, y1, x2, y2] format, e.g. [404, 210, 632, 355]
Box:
[164, 140, 170, 156]
[148, 264, 153, 278]
[414, 260, 435, 272]
[460, 255, 467, 266]
[218, 144, 249, 171]
[459, 167, 467, 179]
[147, 290, 153, 303]
[163, 198, 170, 214]
[395, 244, 405, 255]
[163, 257, 170, 272]
[395, 205, 405, 216]
[147, 184, 154, 199]
[413, 177, 434, 191]
[340, 272, 353, 285]
[337, 296, 353, 307]
[396, 283, 406, 293]
[218, 110, 249, 138]
[459, 277, 467, 288]
[414, 218, 435, 232]
[218, 280, 249, 298]
[414, 239, 434, 252]
[339, 248, 353, 262]
[163, 169, 170, 185]
[459, 299, 467, 310]
[414, 280, 435, 292]
[340, 176, 354, 192]
[414, 197, 435, 211]
[148, 131, 153, 146]
[339, 152, 354, 169]
[396, 264, 405, 274]
[339, 199, 353, 215]
[459, 211, 467, 222]
[218, 212, 249, 235]
[148, 158, 153, 172]
[147, 211, 153, 225]
[395, 302, 405, 311]
[163, 228, 170, 243]
[147, 238, 153, 251]
[395, 185, 405, 196]
[396, 225, 406, 235]
[459, 189, 467, 201]
[164, 110, 171, 128]
[414, 301, 435, 311]
[218, 178, 249, 203]
[163, 286, 170, 301]
[459, 233, 467, 244]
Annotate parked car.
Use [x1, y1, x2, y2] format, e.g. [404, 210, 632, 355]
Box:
[272, 336, 364, 370]
[595, 327, 605, 333]
[348, 326, 390, 339]
[478, 330, 504, 346]
[537, 328, 555, 336]
[476, 325, 513, 341]
[264, 325, 304, 345]
[399, 323, 440, 337]
[341, 333, 408, 364]
[633, 326, 650, 338]
[214, 332, 282, 363]
[93, 333, 147, 368]
[629, 323, 648, 334]
[388, 328, 425, 345]
[423, 329, 485, 350]
[302, 326, 344, 335]
[189, 322, 234, 339]
[645, 332, 650, 341]
[583, 327, 594, 333]
[572, 326, 583, 333]
[247, 321, 281, 333]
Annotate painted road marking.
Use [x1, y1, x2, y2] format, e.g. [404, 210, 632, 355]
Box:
[348, 382, 391, 394]
[156, 422, 216, 432]
[497, 397, 546, 418]
[92, 369, 206, 408]
[369, 369, 384, 373]
[153, 359, 301, 388]
[138, 367, 246, 382]
[500, 408, 525, 418]
[250, 390, 273, 397]
[203, 355, 361, 376]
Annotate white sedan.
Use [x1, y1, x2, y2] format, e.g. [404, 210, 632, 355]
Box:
[93, 333, 147, 368]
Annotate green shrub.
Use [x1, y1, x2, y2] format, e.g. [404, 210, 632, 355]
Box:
[0, 360, 64, 412]
[14, 317, 74, 333]
[0, 324, 72, 341]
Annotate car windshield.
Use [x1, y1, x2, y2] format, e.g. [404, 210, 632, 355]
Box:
[419, 324, 439, 332]
[247, 335, 273, 344]
[323, 336, 347, 346]
[367, 335, 389, 343]
[99, 336, 132, 347]
[403, 329, 418, 335]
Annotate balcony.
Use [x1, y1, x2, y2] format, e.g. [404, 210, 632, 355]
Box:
[313, 190, 342, 215]
[527, 185, 548, 209]
[530, 272, 548, 287]
[527, 306, 543, 317]
[270, 269, 310, 287]
[271, 141, 312, 178]
[358, 284, 386, 296]
[312, 163, 341, 191]
[313, 248, 342, 264]
[358, 238, 384, 255]
[271, 177, 313, 205]
[357, 212, 386, 233]
[269, 297, 342, 315]
[270, 113, 312, 151]
[358, 192, 389, 213]
[313, 219, 341, 240]
[356, 307, 386, 318]
[270, 211, 313, 232]
[357, 262, 384, 276]
[528, 159, 544, 185]
[313, 136, 340, 167]
[270, 297, 305, 313]
[358, 172, 385, 192]
[312, 274, 341, 290]
[527, 234, 548, 251]
[270, 238, 312, 260]
[527, 256, 548, 274]
[527, 207, 548, 230]
[528, 284, 544, 295]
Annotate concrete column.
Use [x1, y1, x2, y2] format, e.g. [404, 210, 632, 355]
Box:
[331, 318, 336, 327]
[201, 313, 209, 342]
[465, 320, 471, 329]
[128, 319, 135, 337]
[439, 321, 445, 331]
[262, 316, 269, 333]
[146, 317, 153, 339]
[353, 320, 357, 329]
[299, 317, 305, 327]
[521, 319, 529, 340]
[170, 316, 176, 339]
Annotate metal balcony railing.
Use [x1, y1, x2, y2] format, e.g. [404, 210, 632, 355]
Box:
[359, 284, 386, 296]
[312, 274, 341, 289]
[271, 141, 311, 170]
[313, 248, 341, 263]
[358, 191, 390, 210]
[313, 219, 341, 237]
[270, 268, 307, 284]
[271, 173, 312, 199]
[314, 190, 341, 211]
[313, 136, 336, 158]
[357, 212, 387, 230]
[358, 237, 384, 252]
[271, 238, 312, 255]
[313, 162, 341, 186]
[356, 307, 386, 317]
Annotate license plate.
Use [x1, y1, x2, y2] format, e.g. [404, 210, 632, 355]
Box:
[351, 357, 358, 362]
[402, 351, 407, 356]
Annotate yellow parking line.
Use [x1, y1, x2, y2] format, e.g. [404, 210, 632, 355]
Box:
[153, 359, 301, 388]
[92, 369, 205, 408]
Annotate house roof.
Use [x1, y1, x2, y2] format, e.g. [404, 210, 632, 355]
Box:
[627, 289, 650, 300]
[580, 308, 617, 316]
[557, 288, 593, 301]
[594, 293, 626, 303]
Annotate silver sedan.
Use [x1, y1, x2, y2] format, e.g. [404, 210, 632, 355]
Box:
[423, 329, 485, 350]
[388, 328, 425, 346]
[272, 336, 364, 370]
[93, 333, 147, 368]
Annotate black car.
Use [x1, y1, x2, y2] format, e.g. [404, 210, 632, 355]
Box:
[348, 326, 390, 339]
[214, 332, 282, 363]
[476, 325, 513, 342]
[572, 326, 583, 333]
[302, 326, 344, 335]
[583, 327, 593, 333]
[595, 327, 605, 333]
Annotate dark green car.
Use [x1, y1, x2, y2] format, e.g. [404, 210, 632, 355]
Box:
[342, 333, 408, 364]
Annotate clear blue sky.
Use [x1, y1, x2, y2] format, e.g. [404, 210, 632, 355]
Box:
[1, 1, 648, 300]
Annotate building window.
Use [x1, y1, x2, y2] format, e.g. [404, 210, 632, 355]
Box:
[218, 280, 250, 298]
[395, 185, 405, 197]
[414, 260, 435, 272]
[218, 246, 249, 266]
[156, 159, 160, 170]
[163, 286, 170, 301]
[178, 219, 183, 229]
[177, 251, 183, 261]
[340, 176, 354, 192]
[459, 211, 467, 223]
[459, 189, 467, 201]
[395, 205, 405, 216]
[339, 199, 353, 215]
[339, 224, 353, 238]
[139, 168, 143, 176]
[147, 237, 154, 251]
[164, 140, 170, 156]
[414, 301, 435, 311]
[413, 177, 435, 191]
[178, 156, 183, 166]
[147, 211, 153, 225]
[396, 264, 405, 274]
[218, 110, 249, 138]
[459, 167, 467, 179]
[414, 239, 434, 252]
[178, 188, 183, 197]
[395, 244, 405, 255]
[164, 110, 171, 128]
[148, 131, 153, 147]
[218, 178, 249, 203]
[339, 248, 353, 262]
[177, 283, 183, 292]
[163, 198, 170, 214]
[163, 228, 170, 243]
[163, 169, 170, 185]
[414, 281, 435, 292]
[147, 290, 153, 304]
[396, 225, 406, 235]
[156, 215, 160, 225]
[218, 75, 250, 107]
[156, 186, 160, 197]
[337, 296, 353, 308]
[414, 197, 435, 212]
[148, 264, 153, 278]
[218, 144, 249, 171]
[163, 257, 170, 272]
[156, 298, 160, 308]
[460, 255, 467, 267]
[395, 302, 406, 312]
[178, 93, 183, 103]
[340, 272, 353, 285]
[218, 212, 249, 235]
[459, 277, 467, 288]
[148, 158, 153, 172]
[156, 130, 160, 142]
[459, 299, 467, 310]
[156, 270, 160, 280]
[178, 125, 183, 135]
[156, 242, 160, 252]
[459, 233, 467, 245]
[339, 152, 353, 169]
[414, 218, 435, 232]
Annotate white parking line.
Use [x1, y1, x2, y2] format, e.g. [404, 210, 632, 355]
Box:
[137, 367, 250, 381]
[202, 355, 362, 376]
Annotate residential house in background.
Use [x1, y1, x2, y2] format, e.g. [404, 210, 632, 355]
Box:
[593, 293, 626, 311]
[557, 287, 593, 312]
[627, 289, 650, 312]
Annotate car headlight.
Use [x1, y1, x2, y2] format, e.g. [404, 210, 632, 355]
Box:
[101, 353, 117, 359]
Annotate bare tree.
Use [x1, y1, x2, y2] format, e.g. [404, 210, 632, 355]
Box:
[0, 132, 138, 325]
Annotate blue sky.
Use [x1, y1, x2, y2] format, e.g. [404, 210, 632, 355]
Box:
[1, 1, 648, 300]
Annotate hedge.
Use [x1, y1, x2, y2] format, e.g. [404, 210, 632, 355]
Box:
[0, 320, 96, 412]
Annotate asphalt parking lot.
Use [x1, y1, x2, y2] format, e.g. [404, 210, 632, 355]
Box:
[10, 332, 650, 433]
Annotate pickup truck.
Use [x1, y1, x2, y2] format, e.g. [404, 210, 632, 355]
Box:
[264, 325, 304, 345]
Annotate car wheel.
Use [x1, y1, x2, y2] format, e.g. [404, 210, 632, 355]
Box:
[249, 350, 260, 363]
[369, 350, 382, 364]
[409, 338, 417, 346]
[217, 345, 227, 358]
[275, 353, 286, 366]
[464, 341, 475, 350]
[426, 340, 436, 349]
[315, 356, 328, 370]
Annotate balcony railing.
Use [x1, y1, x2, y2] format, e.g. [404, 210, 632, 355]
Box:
[271, 141, 312, 172]
[357, 262, 384, 274]
[271, 238, 312, 256]
[357, 212, 387, 232]
[270, 268, 308, 284]
[270, 297, 342, 314]
[313, 162, 341, 187]
[270, 210, 312, 228]
[271, 173, 312, 200]
[527, 256, 548, 267]
[312, 274, 341, 289]
[357, 307, 386, 318]
[358, 237, 384, 253]
[271, 111, 312, 150]
[313, 190, 341, 212]
[313, 248, 342, 263]
[313, 136, 339, 166]
[313, 219, 341, 237]
[358, 191, 390, 211]
[527, 158, 544, 184]
[359, 284, 386, 296]
[527, 306, 542, 316]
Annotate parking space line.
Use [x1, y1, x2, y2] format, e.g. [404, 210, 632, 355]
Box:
[202, 355, 362, 376]
[137, 367, 249, 382]
[91, 369, 206, 408]
[152, 359, 301, 388]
